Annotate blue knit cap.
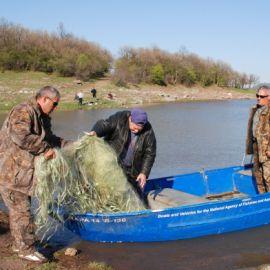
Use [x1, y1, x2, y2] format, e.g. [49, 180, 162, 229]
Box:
[131, 108, 148, 125]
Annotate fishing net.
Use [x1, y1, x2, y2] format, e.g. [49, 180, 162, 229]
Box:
[34, 135, 145, 231]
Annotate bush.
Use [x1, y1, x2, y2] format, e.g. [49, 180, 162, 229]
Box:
[150, 64, 166, 85]
[113, 46, 256, 88]
[183, 67, 196, 86]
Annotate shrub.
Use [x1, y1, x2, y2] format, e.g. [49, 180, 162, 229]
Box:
[113, 46, 257, 88]
[150, 64, 166, 85]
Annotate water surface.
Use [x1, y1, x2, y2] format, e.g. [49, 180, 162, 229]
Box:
[50, 100, 252, 178]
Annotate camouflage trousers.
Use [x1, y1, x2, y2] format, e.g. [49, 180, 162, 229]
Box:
[0, 187, 35, 252]
[253, 142, 270, 193]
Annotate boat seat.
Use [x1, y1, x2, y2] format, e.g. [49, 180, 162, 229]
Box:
[147, 188, 208, 210]
[237, 169, 252, 176]
[206, 191, 247, 200]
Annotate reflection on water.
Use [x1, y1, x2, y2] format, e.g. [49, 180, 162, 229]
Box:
[2, 99, 270, 270]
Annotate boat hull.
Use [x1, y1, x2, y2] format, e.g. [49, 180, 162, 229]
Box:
[64, 165, 270, 242]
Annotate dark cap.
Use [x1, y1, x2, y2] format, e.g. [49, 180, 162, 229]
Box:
[131, 108, 148, 125]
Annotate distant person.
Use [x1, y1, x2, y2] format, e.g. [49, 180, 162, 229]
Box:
[88, 108, 156, 199]
[77, 91, 84, 106]
[90, 88, 97, 99]
[0, 86, 69, 263]
[246, 85, 270, 193]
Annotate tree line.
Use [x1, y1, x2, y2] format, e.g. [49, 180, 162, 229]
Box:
[0, 20, 112, 81]
[0, 19, 259, 88]
[113, 47, 258, 88]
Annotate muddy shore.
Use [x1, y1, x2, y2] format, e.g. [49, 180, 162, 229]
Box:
[0, 210, 115, 269]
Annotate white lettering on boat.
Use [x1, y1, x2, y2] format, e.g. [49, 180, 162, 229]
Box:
[72, 217, 127, 223]
[71, 198, 270, 222]
[157, 197, 270, 219]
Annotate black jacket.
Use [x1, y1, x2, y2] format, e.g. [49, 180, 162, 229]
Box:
[92, 111, 156, 178]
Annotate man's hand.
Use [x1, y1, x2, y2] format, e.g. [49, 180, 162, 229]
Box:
[266, 151, 270, 158]
[84, 131, 97, 136]
[136, 173, 147, 190]
[44, 148, 56, 160]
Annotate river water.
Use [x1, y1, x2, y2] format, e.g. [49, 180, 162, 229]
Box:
[2, 99, 270, 269]
[51, 100, 251, 177]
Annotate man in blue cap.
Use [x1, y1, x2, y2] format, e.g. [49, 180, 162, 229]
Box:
[89, 108, 156, 197]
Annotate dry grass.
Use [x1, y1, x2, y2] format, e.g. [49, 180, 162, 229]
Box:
[0, 71, 255, 112]
[88, 261, 115, 270]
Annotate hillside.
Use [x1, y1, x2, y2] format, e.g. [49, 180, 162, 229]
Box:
[0, 71, 255, 112]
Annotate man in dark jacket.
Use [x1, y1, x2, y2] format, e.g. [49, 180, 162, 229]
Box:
[90, 108, 156, 195]
[0, 86, 69, 263]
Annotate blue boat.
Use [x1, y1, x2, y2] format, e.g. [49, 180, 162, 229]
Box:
[64, 164, 270, 242]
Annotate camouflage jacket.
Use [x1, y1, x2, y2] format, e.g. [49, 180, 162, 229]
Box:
[246, 105, 258, 155]
[254, 105, 270, 163]
[0, 99, 68, 195]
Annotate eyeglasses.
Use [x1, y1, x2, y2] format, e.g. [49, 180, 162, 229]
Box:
[256, 94, 269, 99]
[47, 97, 58, 107]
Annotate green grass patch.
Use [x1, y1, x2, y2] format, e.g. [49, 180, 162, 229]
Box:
[88, 261, 115, 270]
[0, 71, 73, 90]
[0, 71, 254, 113]
[230, 87, 256, 95]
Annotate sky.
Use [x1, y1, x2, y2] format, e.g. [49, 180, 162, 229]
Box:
[1, 0, 270, 82]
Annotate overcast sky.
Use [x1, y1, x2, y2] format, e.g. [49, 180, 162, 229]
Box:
[1, 0, 270, 82]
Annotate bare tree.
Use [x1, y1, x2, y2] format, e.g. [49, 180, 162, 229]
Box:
[57, 22, 72, 39]
[247, 74, 259, 89]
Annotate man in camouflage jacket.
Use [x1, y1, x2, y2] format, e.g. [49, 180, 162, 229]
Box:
[0, 86, 69, 262]
[246, 86, 270, 193]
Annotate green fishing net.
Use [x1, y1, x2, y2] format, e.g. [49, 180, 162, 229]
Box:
[34, 135, 145, 230]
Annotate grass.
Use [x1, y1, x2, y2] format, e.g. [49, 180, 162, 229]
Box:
[34, 262, 59, 270]
[88, 261, 115, 270]
[0, 70, 255, 112]
[231, 87, 256, 95]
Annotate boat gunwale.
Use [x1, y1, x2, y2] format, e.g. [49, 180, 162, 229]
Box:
[71, 193, 268, 219]
[70, 164, 265, 219]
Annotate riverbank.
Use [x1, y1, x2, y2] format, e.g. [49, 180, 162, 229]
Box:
[0, 71, 255, 112]
[0, 210, 115, 270]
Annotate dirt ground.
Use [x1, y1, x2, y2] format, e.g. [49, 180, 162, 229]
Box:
[61, 78, 255, 108]
[0, 211, 114, 270]
[0, 71, 255, 112]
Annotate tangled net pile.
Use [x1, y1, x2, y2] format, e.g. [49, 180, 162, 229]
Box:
[34, 135, 145, 230]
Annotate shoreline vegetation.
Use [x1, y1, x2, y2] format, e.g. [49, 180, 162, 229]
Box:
[0, 71, 255, 113]
[0, 19, 258, 114]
